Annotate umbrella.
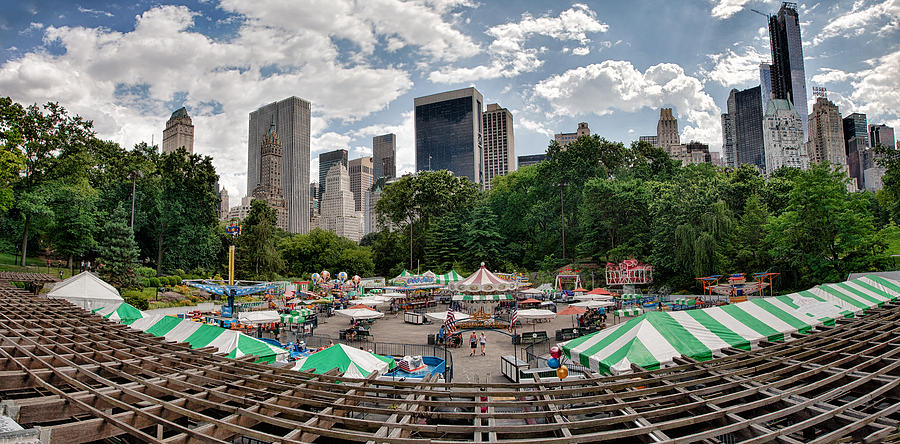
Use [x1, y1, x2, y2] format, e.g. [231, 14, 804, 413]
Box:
[516, 309, 557, 321]
[291, 344, 396, 378]
[572, 300, 616, 309]
[573, 287, 588, 293]
[335, 306, 384, 321]
[424, 311, 471, 322]
[587, 288, 612, 295]
[520, 298, 541, 304]
[558, 305, 587, 327]
[520, 288, 543, 295]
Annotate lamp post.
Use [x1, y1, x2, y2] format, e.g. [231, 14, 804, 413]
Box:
[558, 182, 568, 261]
[130, 170, 143, 228]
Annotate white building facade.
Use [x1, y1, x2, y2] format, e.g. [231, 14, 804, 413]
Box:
[322, 164, 362, 242]
[763, 99, 809, 174]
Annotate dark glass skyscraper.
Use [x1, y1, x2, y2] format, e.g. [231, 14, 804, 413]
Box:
[724, 86, 766, 171]
[768, 2, 808, 139]
[414, 87, 483, 183]
[318, 149, 348, 199]
[372, 133, 396, 180]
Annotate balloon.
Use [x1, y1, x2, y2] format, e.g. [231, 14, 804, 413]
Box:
[549, 346, 561, 359]
[556, 365, 568, 379]
[321, 270, 330, 280]
[352, 275, 361, 283]
[311, 273, 320, 282]
[338, 271, 348, 281]
[547, 357, 560, 369]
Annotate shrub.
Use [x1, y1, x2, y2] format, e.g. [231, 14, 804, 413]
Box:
[122, 290, 150, 310]
[148, 277, 160, 287]
[136, 267, 157, 278]
[171, 275, 182, 285]
[175, 269, 186, 278]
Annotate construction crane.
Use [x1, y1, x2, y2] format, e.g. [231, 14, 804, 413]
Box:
[750, 8, 770, 19]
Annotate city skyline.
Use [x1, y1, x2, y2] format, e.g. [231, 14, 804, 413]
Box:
[1, 1, 898, 198]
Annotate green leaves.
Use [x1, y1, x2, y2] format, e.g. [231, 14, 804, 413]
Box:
[97, 205, 139, 290]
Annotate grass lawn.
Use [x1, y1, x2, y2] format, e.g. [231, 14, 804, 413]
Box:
[885, 229, 900, 256]
[0, 252, 49, 267]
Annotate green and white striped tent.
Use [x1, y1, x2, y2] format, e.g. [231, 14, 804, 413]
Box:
[92, 302, 144, 325]
[614, 308, 642, 318]
[281, 308, 313, 324]
[434, 270, 463, 285]
[562, 275, 900, 375]
[619, 294, 644, 301]
[671, 298, 697, 306]
[451, 294, 514, 301]
[291, 344, 396, 378]
[128, 315, 288, 363]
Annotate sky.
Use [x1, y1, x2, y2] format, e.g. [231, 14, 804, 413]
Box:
[1, 0, 899, 199]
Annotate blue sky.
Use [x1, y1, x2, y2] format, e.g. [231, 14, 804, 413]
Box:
[2, 0, 898, 198]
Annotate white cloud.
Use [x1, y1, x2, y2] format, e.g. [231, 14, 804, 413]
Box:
[848, 49, 900, 124]
[219, 0, 479, 61]
[812, 0, 900, 46]
[534, 61, 722, 148]
[517, 117, 555, 139]
[429, 5, 608, 83]
[572, 47, 589, 56]
[0, 4, 459, 198]
[809, 68, 859, 85]
[700, 45, 769, 87]
[711, 0, 752, 19]
[77, 6, 114, 17]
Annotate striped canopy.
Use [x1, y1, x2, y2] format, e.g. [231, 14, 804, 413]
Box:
[93, 302, 144, 325]
[452, 294, 514, 301]
[562, 275, 900, 375]
[127, 315, 288, 363]
[281, 308, 313, 324]
[451, 264, 517, 293]
[619, 294, 644, 300]
[292, 344, 396, 378]
[434, 270, 463, 285]
[614, 308, 642, 317]
[672, 298, 697, 306]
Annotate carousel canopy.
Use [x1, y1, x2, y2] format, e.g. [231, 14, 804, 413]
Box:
[561, 275, 899, 375]
[451, 263, 517, 293]
[452, 294, 513, 301]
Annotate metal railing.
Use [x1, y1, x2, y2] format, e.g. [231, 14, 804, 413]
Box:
[299, 334, 454, 382]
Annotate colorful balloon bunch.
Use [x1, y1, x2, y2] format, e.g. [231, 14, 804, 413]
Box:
[548, 345, 568, 380]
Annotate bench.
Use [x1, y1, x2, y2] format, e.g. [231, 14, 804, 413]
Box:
[555, 328, 583, 341]
[519, 331, 548, 344]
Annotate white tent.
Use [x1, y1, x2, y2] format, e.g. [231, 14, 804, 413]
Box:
[571, 300, 616, 309]
[46, 271, 122, 311]
[335, 307, 385, 321]
[237, 310, 281, 325]
[574, 294, 615, 301]
[517, 309, 557, 321]
[424, 311, 471, 322]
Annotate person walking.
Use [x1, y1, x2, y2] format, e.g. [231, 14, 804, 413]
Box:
[469, 332, 478, 356]
[479, 332, 487, 356]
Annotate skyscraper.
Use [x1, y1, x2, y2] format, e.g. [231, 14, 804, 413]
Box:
[322, 164, 361, 242]
[318, 149, 348, 199]
[247, 97, 310, 233]
[481, 103, 515, 190]
[807, 97, 845, 165]
[373, 134, 396, 181]
[723, 87, 766, 171]
[768, 2, 809, 139]
[349, 156, 373, 212]
[844, 113, 868, 189]
[251, 118, 289, 230]
[656, 108, 680, 152]
[218, 187, 229, 220]
[414, 87, 483, 183]
[162, 107, 194, 154]
[555, 122, 590, 147]
[759, 63, 773, 105]
[763, 98, 808, 174]
[870, 124, 896, 149]
[518, 154, 546, 168]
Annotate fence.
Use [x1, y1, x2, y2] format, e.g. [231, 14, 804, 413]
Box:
[522, 339, 591, 377]
[300, 335, 454, 382]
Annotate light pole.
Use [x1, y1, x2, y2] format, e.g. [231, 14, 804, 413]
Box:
[130, 170, 143, 228]
[558, 182, 568, 262]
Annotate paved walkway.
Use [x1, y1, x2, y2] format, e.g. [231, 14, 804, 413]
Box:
[310, 303, 591, 383]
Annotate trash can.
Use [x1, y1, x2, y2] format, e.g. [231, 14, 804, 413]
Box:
[512, 334, 520, 345]
[427, 334, 435, 345]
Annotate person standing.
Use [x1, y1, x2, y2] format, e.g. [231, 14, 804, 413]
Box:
[480, 332, 487, 356]
[469, 332, 478, 356]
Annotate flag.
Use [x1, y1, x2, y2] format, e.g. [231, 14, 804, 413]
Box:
[444, 309, 457, 334]
[509, 308, 518, 332]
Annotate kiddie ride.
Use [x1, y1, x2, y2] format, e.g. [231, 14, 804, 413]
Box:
[696, 272, 779, 303]
[183, 280, 280, 318]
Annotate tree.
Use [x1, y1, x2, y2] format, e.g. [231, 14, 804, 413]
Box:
[236, 200, 282, 280]
[97, 205, 140, 289]
[0, 97, 26, 212]
[48, 180, 98, 269]
[465, 202, 504, 269]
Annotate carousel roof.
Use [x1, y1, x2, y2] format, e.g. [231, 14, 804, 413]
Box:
[451, 263, 517, 293]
